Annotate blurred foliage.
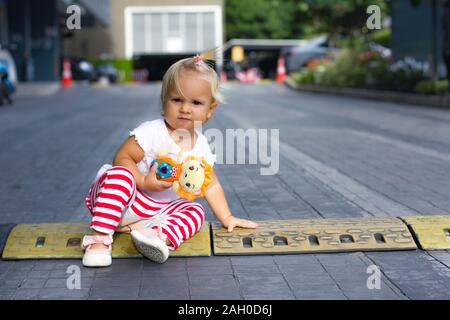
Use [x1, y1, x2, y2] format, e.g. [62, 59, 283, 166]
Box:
[415, 79, 449, 94]
[291, 47, 432, 94]
[367, 28, 391, 47]
[225, 0, 389, 40]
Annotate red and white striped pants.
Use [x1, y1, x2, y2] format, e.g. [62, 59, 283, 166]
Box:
[85, 166, 205, 250]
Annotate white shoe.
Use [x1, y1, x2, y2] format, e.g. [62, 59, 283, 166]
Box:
[82, 234, 113, 267]
[131, 226, 169, 264]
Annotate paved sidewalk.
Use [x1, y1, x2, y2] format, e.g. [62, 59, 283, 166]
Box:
[0, 83, 449, 300]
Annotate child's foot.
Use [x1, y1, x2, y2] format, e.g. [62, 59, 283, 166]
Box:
[131, 226, 169, 264]
[82, 234, 113, 267]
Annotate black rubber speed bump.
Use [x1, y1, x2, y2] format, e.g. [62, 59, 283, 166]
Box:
[212, 217, 418, 255]
[1, 222, 210, 260]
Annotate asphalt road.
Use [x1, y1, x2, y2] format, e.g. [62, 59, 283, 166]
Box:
[0, 82, 449, 300]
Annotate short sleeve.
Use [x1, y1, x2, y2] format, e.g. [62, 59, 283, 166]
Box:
[129, 121, 154, 155]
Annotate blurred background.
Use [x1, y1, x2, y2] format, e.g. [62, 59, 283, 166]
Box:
[0, 0, 449, 95]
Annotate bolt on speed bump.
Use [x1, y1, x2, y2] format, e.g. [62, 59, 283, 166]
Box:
[212, 217, 418, 255]
[1, 222, 211, 260]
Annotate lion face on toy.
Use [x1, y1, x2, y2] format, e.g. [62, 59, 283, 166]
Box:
[178, 159, 206, 195]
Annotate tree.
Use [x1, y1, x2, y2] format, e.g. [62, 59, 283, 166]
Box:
[225, 0, 299, 40]
[225, 0, 389, 40]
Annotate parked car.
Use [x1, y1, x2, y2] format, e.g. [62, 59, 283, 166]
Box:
[282, 35, 339, 73]
[94, 63, 118, 83]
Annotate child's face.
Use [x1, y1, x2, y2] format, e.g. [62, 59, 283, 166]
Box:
[164, 69, 217, 132]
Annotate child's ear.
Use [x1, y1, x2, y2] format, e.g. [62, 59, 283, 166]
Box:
[206, 101, 218, 120]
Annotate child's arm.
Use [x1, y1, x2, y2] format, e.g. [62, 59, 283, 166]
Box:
[205, 169, 258, 232]
[113, 137, 172, 192]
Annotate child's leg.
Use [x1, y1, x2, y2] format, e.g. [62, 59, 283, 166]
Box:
[157, 200, 206, 250]
[85, 165, 136, 238]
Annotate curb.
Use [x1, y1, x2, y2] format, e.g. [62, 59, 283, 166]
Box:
[285, 77, 450, 110]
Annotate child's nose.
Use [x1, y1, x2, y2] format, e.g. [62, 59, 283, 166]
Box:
[179, 102, 190, 113]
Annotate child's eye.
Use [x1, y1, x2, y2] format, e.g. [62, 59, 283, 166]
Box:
[172, 98, 182, 103]
[192, 100, 203, 106]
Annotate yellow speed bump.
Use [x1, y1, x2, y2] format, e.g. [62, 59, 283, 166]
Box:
[1, 222, 210, 260]
[400, 215, 450, 250]
[212, 217, 418, 255]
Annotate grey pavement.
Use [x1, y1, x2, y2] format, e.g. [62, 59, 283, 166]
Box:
[0, 82, 449, 300]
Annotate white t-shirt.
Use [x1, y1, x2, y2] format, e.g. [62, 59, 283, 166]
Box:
[129, 118, 216, 202]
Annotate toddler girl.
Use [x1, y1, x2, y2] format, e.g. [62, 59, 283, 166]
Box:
[82, 55, 258, 267]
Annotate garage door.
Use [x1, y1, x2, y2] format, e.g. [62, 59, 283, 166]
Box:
[125, 6, 223, 57]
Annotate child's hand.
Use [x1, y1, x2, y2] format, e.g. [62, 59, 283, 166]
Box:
[143, 163, 173, 192]
[222, 215, 259, 233]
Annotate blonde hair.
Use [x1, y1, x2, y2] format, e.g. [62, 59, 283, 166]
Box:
[160, 57, 224, 111]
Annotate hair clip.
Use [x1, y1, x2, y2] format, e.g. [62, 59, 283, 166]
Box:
[193, 54, 203, 65]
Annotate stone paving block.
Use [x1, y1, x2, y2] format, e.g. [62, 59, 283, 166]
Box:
[294, 292, 348, 300]
[0, 278, 24, 288]
[343, 288, 404, 300]
[19, 278, 47, 289]
[45, 277, 94, 289]
[13, 288, 41, 300]
[285, 275, 338, 290]
[233, 264, 280, 275]
[31, 261, 58, 271]
[139, 288, 190, 300]
[141, 263, 186, 277]
[236, 274, 293, 297]
[187, 265, 233, 277]
[243, 293, 296, 300]
[50, 266, 96, 278]
[188, 274, 236, 286]
[0, 289, 15, 299]
[25, 270, 52, 279]
[383, 269, 446, 282]
[140, 281, 190, 299]
[388, 280, 450, 300]
[188, 275, 240, 297]
[190, 292, 242, 300]
[273, 254, 318, 265]
[186, 256, 231, 267]
[92, 277, 141, 291]
[277, 263, 325, 274]
[141, 275, 189, 291]
[293, 283, 348, 300]
[89, 286, 139, 300]
[230, 256, 275, 266]
[38, 288, 90, 299]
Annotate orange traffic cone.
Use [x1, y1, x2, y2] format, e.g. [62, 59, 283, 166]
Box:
[276, 55, 286, 83]
[61, 58, 73, 87]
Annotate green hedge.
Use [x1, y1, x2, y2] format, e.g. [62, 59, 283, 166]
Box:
[415, 80, 449, 95]
[290, 45, 445, 95]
